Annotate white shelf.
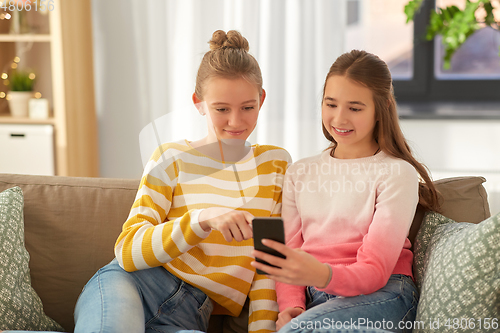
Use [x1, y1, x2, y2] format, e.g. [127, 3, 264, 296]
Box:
[0, 114, 55, 125]
[0, 34, 52, 42]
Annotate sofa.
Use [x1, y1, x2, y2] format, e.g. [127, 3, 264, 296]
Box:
[0, 173, 496, 332]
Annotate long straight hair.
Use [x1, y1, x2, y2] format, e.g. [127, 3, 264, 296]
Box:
[321, 50, 440, 212]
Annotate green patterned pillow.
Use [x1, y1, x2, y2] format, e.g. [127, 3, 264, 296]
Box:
[413, 211, 500, 333]
[0, 187, 64, 331]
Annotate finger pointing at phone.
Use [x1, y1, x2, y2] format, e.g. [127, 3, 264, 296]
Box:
[199, 208, 253, 242]
[251, 239, 332, 289]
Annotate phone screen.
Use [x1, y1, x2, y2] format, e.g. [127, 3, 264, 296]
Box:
[252, 217, 285, 274]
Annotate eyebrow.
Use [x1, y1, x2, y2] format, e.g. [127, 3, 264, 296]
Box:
[210, 100, 258, 106]
[324, 97, 366, 106]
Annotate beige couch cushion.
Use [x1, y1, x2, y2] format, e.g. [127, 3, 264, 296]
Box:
[408, 176, 490, 247]
[0, 174, 140, 331]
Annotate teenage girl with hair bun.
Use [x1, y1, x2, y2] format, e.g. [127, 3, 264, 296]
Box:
[252, 50, 440, 333]
[74, 30, 291, 333]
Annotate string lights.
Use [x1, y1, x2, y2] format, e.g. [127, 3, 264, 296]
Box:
[0, 12, 12, 21]
[0, 0, 12, 20]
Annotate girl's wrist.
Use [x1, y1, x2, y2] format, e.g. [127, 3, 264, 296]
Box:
[199, 220, 211, 232]
[198, 209, 211, 232]
[315, 264, 332, 289]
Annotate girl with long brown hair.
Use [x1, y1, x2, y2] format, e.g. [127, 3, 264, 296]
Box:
[252, 50, 440, 333]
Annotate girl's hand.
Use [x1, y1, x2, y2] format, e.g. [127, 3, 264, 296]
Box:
[251, 239, 331, 288]
[276, 307, 305, 331]
[199, 208, 253, 242]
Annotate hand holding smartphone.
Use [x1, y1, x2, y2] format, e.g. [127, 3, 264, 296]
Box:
[252, 217, 285, 274]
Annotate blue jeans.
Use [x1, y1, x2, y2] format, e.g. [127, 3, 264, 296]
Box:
[278, 274, 419, 333]
[73, 259, 213, 333]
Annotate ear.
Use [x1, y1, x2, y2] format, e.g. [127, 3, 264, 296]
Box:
[192, 93, 205, 115]
[259, 89, 266, 109]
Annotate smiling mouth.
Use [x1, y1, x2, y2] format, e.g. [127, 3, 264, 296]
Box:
[225, 130, 245, 136]
[333, 127, 353, 134]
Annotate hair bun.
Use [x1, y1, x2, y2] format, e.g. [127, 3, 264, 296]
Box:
[209, 30, 249, 52]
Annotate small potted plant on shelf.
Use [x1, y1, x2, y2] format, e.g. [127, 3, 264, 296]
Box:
[6, 68, 35, 117]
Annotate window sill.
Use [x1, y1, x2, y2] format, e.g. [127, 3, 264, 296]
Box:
[397, 102, 500, 120]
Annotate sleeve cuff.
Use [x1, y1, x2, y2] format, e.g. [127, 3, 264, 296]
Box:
[189, 209, 212, 238]
[278, 300, 306, 312]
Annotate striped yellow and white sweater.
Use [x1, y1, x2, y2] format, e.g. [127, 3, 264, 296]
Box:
[115, 139, 291, 333]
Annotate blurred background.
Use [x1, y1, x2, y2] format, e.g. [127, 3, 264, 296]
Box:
[0, 0, 499, 214]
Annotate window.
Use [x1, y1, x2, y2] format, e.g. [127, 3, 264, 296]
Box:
[344, 0, 414, 80]
[434, 24, 500, 79]
[393, 0, 500, 102]
[434, 0, 500, 79]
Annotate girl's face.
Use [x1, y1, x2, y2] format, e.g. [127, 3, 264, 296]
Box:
[193, 77, 265, 143]
[322, 75, 378, 158]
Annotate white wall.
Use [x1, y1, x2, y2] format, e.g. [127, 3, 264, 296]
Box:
[91, 0, 344, 178]
[400, 119, 500, 216]
[91, 1, 145, 178]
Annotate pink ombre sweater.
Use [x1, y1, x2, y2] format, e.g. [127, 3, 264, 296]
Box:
[276, 150, 419, 311]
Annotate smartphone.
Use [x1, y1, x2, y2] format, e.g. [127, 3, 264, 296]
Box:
[252, 217, 285, 275]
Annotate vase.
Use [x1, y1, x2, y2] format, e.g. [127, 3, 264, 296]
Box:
[9, 9, 31, 34]
[7, 91, 33, 117]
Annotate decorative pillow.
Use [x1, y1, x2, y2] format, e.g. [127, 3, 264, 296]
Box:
[0, 187, 64, 331]
[413, 211, 500, 333]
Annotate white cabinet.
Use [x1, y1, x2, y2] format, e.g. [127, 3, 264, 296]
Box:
[0, 123, 54, 175]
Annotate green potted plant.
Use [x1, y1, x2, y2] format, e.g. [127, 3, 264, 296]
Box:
[7, 68, 35, 117]
[405, 0, 499, 69]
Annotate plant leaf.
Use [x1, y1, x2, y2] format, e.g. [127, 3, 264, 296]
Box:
[404, 0, 424, 23]
[483, 1, 495, 26]
[8, 69, 35, 92]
